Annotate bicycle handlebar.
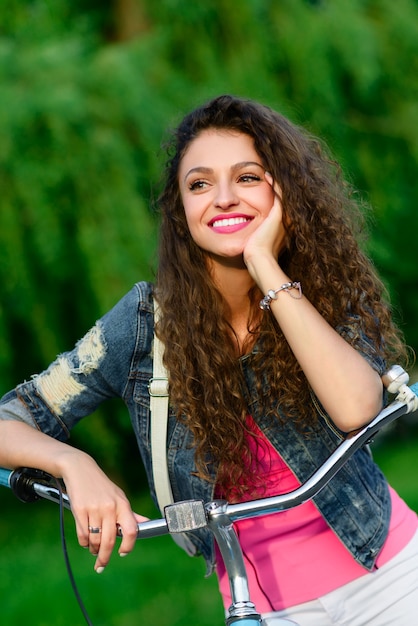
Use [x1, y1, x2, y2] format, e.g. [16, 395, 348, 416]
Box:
[1, 380, 417, 534]
[136, 378, 418, 540]
[0, 467, 10, 489]
[1, 378, 418, 538]
[1, 368, 417, 625]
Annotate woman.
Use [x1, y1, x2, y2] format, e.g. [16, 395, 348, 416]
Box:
[0, 95, 416, 625]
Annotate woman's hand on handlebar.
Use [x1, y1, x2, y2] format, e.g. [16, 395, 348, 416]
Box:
[0, 421, 144, 573]
[59, 449, 148, 573]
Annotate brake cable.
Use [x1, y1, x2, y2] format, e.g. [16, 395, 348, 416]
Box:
[53, 477, 95, 626]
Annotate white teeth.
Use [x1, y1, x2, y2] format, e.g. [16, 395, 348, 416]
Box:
[212, 217, 249, 228]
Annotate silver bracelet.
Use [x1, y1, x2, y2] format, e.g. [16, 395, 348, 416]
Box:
[259, 281, 302, 310]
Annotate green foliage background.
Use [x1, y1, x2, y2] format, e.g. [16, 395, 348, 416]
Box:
[1, 2, 418, 624]
[1, 0, 418, 481]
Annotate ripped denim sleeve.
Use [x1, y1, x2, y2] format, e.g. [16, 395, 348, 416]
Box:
[2, 285, 142, 440]
[33, 322, 108, 420]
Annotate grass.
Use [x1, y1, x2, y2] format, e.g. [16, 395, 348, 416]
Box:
[0, 430, 417, 625]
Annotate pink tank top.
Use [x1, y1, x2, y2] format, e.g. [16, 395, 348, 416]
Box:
[215, 417, 417, 612]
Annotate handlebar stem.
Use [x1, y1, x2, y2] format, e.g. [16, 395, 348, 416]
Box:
[205, 499, 262, 624]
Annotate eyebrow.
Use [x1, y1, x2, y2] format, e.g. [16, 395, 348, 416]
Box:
[183, 161, 264, 183]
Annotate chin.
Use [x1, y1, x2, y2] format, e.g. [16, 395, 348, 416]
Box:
[209, 251, 247, 269]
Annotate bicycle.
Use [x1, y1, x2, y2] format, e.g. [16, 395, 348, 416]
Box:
[1, 364, 418, 625]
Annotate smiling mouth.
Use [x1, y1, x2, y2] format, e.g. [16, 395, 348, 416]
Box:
[210, 216, 252, 228]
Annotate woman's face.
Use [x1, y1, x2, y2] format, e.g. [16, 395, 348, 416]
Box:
[178, 129, 275, 265]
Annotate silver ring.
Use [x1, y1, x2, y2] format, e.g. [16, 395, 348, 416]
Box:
[88, 526, 102, 534]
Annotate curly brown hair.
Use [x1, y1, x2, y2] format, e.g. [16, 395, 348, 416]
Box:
[155, 95, 407, 497]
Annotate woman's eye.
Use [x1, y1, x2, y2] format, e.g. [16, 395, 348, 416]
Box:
[238, 174, 262, 183]
[188, 180, 207, 191]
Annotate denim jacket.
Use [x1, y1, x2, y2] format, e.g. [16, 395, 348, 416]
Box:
[0, 281, 389, 574]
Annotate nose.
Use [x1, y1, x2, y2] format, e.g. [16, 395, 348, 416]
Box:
[214, 180, 239, 210]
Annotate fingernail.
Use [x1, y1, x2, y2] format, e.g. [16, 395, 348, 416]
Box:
[96, 566, 105, 574]
[119, 552, 129, 558]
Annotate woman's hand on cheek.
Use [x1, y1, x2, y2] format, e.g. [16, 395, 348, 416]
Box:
[243, 173, 287, 273]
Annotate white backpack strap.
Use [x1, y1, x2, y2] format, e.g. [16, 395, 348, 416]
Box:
[149, 299, 199, 557]
[150, 300, 174, 512]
